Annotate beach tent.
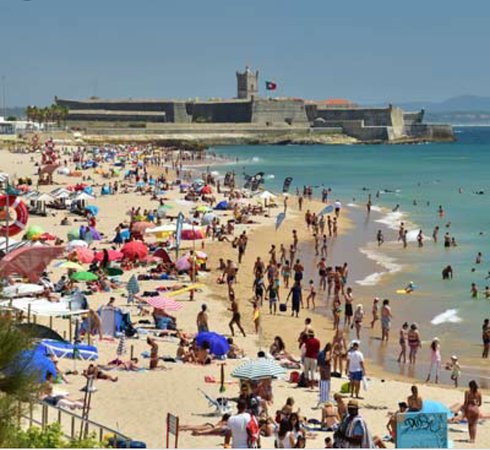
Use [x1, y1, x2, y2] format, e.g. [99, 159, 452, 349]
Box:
[196, 331, 229, 357]
[215, 200, 229, 211]
[97, 306, 124, 338]
[9, 346, 57, 383]
[0, 246, 65, 283]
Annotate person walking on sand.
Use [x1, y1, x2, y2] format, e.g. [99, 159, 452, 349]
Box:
[370, 298, 379, 329]
[353, 304, 364, 340]
[228, 294, 246, 337]
[463, 380, 482, 443]
[343, 287, 354, 328]
[425, 337, 441, 384]
[346, 342, 366, 399]
[397, 322, 409, 364]
[196, 303, 209, 333]
[380, 299, 393, 342]
[306, 280, 316, 309]
[287, 281, 303, 318]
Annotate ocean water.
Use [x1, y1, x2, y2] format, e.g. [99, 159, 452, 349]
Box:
[211, 127, 490, 386]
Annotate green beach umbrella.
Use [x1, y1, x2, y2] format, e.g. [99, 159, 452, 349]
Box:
[67, 229, 80, 241]
[70, 271, 98, 282]
[105, 267, 123, 277]
[25, 225, 45, 240]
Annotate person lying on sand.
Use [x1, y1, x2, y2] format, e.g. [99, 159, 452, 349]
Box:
[179, 414, 230, 436]
[83, 364, 118, 382]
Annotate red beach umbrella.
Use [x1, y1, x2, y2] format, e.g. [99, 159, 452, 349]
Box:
[181, 229, 205, 240]
[72, 247, 95, 264]
[121, 240, 149, 261]
[93, 249, 124, 262]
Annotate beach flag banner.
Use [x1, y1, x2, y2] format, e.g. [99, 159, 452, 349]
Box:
[319, 204, 334, 216]
[265, 81, 277, 90]
[396, 412, 448, 448]
[166, 413, 180, 448]
[250, 172, 265, 191]
[175, 212, 185, 257]
[282, 177, 293, 193]
[275, 212, 286, 230]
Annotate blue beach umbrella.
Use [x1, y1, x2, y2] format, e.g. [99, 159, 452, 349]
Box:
[85, 205, 99, 216]
[196, 331, 229, 357]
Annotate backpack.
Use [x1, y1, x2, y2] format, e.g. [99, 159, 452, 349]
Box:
[297, 372, 308, 388]
[247, 415, 260, 448]
[289, 371, 300, 384]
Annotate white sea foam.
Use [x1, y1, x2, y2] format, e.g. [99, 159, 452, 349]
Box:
[431, 309, 463, 325]
[356, 272, 384, 286]
[265, 174, 275, 179]
[252, 156, 261, 162]
[356, 247, 402, 287]
[370, 205, 383, 213]
[346, 203, 359, 208]
[375, 211, 405, 230]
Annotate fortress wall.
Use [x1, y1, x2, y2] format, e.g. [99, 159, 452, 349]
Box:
[405, 124, 455, 141]
[251, 99, 309, 124]
[403, 110, 424, 125]
[67, 111, 166, 122]
[389, 106, 406, 139]
[190, 101, 252, 123]
[315, 108, 393, 126]
[337, 120, 390, 141]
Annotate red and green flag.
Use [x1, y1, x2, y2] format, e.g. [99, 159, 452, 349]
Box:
[265, 81, 277, 90]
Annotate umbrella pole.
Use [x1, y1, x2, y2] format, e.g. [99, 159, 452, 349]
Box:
[49, 316, 53, 329]
[219, 363, 226, 393]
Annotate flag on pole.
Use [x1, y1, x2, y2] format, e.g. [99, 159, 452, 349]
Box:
[282, 177, 293, 193]
[175, 212, 185, 253]
[265, 81, 277, 90]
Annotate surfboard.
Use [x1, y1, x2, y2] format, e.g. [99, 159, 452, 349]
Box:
[396, 289, 410, 294]
[167, 283, 205, 297]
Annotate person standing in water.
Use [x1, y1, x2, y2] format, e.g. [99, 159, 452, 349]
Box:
[370, 298, 379, 329]
[376, 230, 384, 246]
[397, 322, 409, 364]
[408, 324, 422, 365]
[343, 287, 354, 328]
[432, 226, 439, 243]
[381, 299, 393, 342]
[417, 230, 424, 247]
[425, 338, 441, 384]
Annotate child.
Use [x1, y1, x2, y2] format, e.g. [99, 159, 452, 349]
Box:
[445, 355, 461, 387]
[250, 299, 261, 334]
[306, 280, 316, 309]
[324, 437, 333, 448]
[370, 297, 379, 328]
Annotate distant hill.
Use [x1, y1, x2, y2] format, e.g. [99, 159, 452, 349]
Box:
[396, 95, 490, 113]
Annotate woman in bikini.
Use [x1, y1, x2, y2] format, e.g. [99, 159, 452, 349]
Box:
[321, 402, 340, 430]
[407, 385, 423, 412]
[397, 322, 409, 364]
[463, 380, 482, 443]
[407, 323, 422, 364]
[331, 329, 347, 375]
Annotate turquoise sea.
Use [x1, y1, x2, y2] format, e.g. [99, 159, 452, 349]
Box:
[212, 126, 490, 387]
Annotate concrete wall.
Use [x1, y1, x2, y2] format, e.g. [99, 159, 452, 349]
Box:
[251, 99, 308, 124]
[189, 101, 252, 123]
[403, 110, 424, 125]
[313, 107, 393, 126]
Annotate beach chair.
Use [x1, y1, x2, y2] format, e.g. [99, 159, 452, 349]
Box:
[197, 388, 232, 416]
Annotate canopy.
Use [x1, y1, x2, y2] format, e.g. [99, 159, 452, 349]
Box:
[35, 193, 54, 203]
[73, 191, 95, 201]
[231, 358, 286, 381]
[2, 283, 44, 298]
[181, 228, 205, 240]
[195, 331, 229, 357]
[144, 296, 183, 311]
[121, 240, 148, 261]
[55, 260, 84, 271]
[0, 246, 65, 282]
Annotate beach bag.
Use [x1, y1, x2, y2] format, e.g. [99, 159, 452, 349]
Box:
[340, 381, 350, 394]
[279, 303, 287, 312]
[289, 371, 300, 384]
[297, 372, 308, 388]
[362, 376, 369, 391]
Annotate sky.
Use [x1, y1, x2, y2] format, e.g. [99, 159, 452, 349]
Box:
[1, 0, 490, 107]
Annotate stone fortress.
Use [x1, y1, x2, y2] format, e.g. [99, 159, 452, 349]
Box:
[55, 67, 454, 143]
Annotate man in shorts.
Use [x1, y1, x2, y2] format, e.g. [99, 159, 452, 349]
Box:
[346, 341, 366, 399]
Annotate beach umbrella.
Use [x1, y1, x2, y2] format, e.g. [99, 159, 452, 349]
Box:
[116, 334, 127, 358]
[153, 247, 172, 263]
[196, 331, 229, 357]
[231, 358, 286, 381]
[85, 205, 99, 216]
[196, 205, 212, 213]
[37, 232, 57, 241]
[215, 200, 229, 210]
[181, 228, 205, 240]
[55, 261, 84, 271]
[66, 240, 88, 251]
[15, 323, 65, 342]
[145, 296, 183, 311]
[131, 221, 155, 234]
[175, 255, 192, 271]
[105, 267, 124, 277]
[72, 247, 95, 264]
[2, 283, 45, 298]
[70, 271, 98, 282]
[94, 249, 124, 262]
[67, 229, 80, 241]
[201, 212, 217, 225]
[126, 274, 140, 296]
[25, 225, 45, 240]
[0, 246, 65, 283]
[121, 240, 148, 261]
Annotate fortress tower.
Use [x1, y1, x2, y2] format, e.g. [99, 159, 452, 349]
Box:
[236, 66, 259, 99]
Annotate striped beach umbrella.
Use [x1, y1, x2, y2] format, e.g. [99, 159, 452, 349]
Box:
[116, 334, 127, 358]
[231, 358, 286, 381]
[126, 274, 140, 304]
[144, 296, 183, 311]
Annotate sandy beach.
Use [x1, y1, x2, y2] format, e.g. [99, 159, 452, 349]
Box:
[0, 142, 488, 449]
